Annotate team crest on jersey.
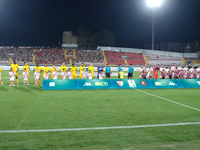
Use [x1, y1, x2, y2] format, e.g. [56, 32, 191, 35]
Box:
[197, 81, 200, 85]
[139, 81, 147, 86]
[117, 81, 123, 87]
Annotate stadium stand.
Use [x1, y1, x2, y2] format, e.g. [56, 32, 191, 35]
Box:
[0, 46, 198, 66]
[145, 54, 184, 66]
[0, 47, 33, 64]
[104, 51, 145, 65]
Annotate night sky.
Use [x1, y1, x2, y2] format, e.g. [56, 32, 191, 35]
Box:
[0, 0, 200, 48]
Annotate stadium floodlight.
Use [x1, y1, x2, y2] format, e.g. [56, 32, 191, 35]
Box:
[146, 0, 163, 50]
[147, 0, 162, 7]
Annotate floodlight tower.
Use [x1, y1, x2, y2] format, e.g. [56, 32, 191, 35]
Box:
[146, 0, 162, 50]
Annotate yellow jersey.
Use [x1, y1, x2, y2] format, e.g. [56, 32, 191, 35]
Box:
[11, 63, 19, 72]
[50, 67, 57, 74]
[70, 66, 77, 73]
[60, 65, 67, 72]
[120, 72, 124, 79]
[43, 66, 50, 73]
[34, 66, 42, 72]
[79, 66, 85, 73]
[22, 65, 30, 73]
[0, 67, 2, 75]
[88, 66, 94, 73]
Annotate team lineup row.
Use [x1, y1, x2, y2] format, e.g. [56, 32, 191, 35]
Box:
[0, 62, 200, 86]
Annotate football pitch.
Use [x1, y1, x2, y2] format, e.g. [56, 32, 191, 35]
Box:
[0, 71, 200, 150]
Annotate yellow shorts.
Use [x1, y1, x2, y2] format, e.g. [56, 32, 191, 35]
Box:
[79, 72, 82, 78]
[15, 72, 18, 78]
[72, 73, 77, 79]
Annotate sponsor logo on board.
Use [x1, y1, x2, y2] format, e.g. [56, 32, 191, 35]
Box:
[139, 81, 147, 86]
[117, 81, 123, 87]
[49, 82, 55, 87]
[95, 82, 108, 86]
[169, 82, 177, 86]
[197, 81, 200, 85]
[83, 82, 93, 86]
[128, 80, 136, 87]
[155, 82, 167, 86]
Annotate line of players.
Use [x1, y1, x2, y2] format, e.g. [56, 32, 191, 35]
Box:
[0, 61, 115, 86]
[138, 64, 200, 79]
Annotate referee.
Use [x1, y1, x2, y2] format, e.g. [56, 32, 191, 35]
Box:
[105, 64, 111, 79]
[128, 64, 134, 79]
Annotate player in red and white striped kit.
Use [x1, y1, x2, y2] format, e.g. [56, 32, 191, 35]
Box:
[81, 68, 86, 79]
[146, 65, 151, 79]
[34, 69, 40, 86]
[43, 71, 49, 79]
[68, 68, 73, 79]
[183, 64, 189, 79]
[165, 66, 170, 79]
[139, 65, 143, 79]
[20, 69, 29, 86]
[8, 68, 16, 86]
[61, 69, 67, 79]
[177, 64, 182, 71]
[88, 70, 93, 79]
[171, 63, 176, 78]
[196, 65, 200, 79]
[189, 65, 195, 78]
[52, 69, 58, 79]
[159, 65, 165, 79]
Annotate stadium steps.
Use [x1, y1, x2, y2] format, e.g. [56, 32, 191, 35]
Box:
[124, 60, 128, 65]
[73, 49, 76, 59]
[102, 51, 107, 65]
[32, 54, 36, 64]
[69, 58, 72, 65]
[143, 54, 149, 65]
[65, 50, 67, 58]
[9, 58, 12, 64]
[181, 57, 186, 64]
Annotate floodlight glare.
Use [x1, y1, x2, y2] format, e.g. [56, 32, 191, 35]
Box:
[147, 0, 162, 7]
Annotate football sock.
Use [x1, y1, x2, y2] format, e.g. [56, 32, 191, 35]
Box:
[16, 79, 19, 84]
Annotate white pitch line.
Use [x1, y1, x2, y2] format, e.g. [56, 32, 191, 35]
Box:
[135, 89, 200, 112]
[0, 122, 200, 133]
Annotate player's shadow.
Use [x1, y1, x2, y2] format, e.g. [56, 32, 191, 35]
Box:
[14, 86, 32, 93]
[0, 87, 8, 92]
[28, 86, 42, 91]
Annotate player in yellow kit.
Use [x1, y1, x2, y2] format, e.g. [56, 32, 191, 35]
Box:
[22, 62, 30, 83]
[70, 63, 77, 79]
[42, 63, 50, 78]
[33, 63, 42, 84]
[60, 62, 67, 79]
[79, 63, 85, 79]
[11, 61, 19, 85]
[88, 63, 94, 79]
[50, 64, 57, 79]
[0, 67, 3, 86]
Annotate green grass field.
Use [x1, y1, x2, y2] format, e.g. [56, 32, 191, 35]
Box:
[0, 71, 200, 150]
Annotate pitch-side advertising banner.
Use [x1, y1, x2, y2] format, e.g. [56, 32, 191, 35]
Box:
[149, 79, 183, 89]
[43, 79, 200, 90]
[178, 79, 200, 88]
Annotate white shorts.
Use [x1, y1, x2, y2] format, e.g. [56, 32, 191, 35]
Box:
[197, 74, 200, 79]
[10, 77, 14, 81]
[172, 72, 175, 77]
[139, 75, 142, 79]
[159, 75, 162, 79]
[35, 77, 39, 80]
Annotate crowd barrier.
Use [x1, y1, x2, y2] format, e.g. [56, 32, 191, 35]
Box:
[43, 79, 200, 90]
